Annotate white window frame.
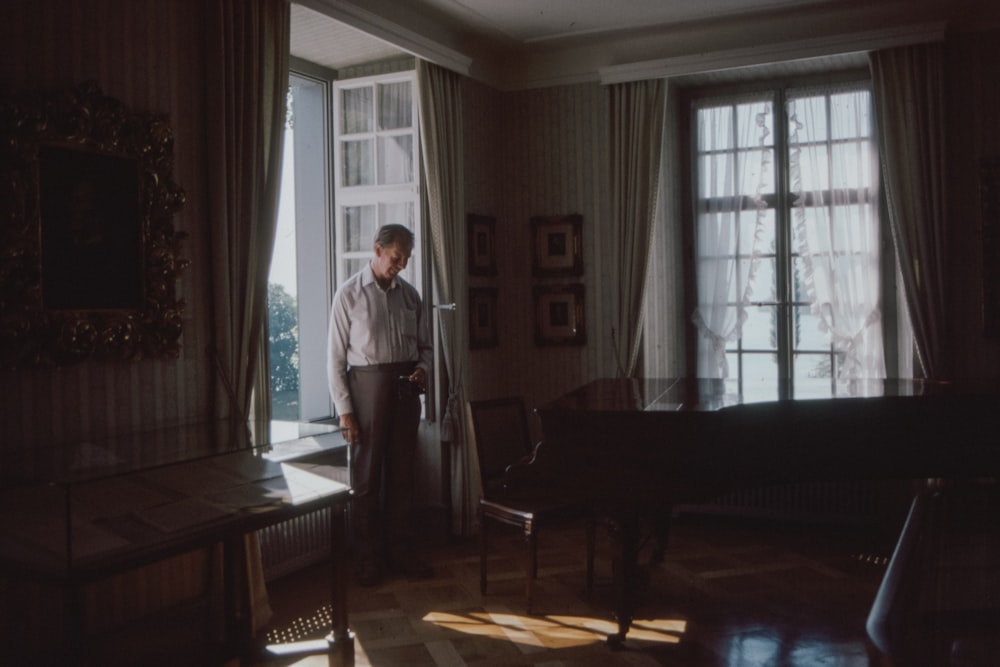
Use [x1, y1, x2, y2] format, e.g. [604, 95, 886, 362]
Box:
[332, 71, 422, 295]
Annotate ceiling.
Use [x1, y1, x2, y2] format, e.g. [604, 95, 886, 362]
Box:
[290, 0, 856, 74]
[290, 0, 964, 88]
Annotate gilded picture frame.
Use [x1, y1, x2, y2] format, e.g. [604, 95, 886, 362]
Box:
[0, 82, 187, 366]
[531, 214, 583, 277]
[534, 284, 586, 346]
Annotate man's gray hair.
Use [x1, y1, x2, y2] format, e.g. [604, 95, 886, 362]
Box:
[375, 224, 414, 249]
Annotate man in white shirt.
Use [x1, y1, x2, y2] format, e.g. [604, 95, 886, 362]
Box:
[327, 224, 434, 587]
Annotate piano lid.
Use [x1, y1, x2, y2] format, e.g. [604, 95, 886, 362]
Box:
[541, 377, 996, 414]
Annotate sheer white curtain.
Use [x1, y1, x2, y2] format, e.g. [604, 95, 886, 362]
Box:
[789, 89, 885, 379]
[691, 100, 772, 378]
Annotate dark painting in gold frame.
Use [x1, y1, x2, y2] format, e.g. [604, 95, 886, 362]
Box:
[0, 82, 187, 367]
[534, 284, 586, 346]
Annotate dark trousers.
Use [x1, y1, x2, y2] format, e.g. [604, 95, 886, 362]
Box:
[347, 362, 421, 564]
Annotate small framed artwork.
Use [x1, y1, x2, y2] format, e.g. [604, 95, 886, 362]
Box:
[981, 157, 1000, 338]
[469, 287, 499, 349]
[467, 214, 497, 276]
[531, 214, 583, 276]
[534, 284, 586, 346]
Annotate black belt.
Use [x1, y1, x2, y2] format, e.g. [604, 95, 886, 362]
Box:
[349, 361, 416, 374]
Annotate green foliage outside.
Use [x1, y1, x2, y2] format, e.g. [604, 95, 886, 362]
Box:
[268, 283, 299, 419]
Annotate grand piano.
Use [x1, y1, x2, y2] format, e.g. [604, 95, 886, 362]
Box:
[507, 377, 1000, 651]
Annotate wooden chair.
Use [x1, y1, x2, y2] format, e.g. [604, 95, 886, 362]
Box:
[470, 396, 595, 613]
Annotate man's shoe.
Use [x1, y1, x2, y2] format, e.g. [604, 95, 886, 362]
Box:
[356, 559, 381, 587]
[390, 554, 433, 579]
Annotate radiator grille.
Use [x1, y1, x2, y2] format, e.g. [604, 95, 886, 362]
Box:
[258, 508, 332, 581]
[680, 480, 895, 524]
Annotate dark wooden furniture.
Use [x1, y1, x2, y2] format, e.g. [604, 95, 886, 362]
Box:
[0, 420, 355, 666]
[507, 377, 1000, 647]
[470, 397, 595, 613]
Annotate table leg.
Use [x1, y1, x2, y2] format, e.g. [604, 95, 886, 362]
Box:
[326, 498, 355, 667]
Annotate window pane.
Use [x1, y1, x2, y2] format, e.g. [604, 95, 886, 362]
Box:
[741, 304, 778, 350]
[741, 353, 779, 402]
[378, 81, 412, 130]
[793, 305, 830, 350]
[341, 139, 373, 186]
[829, 91, 871, 140]
[737, 101, 773, 149]
[378, 202, 413, 229]
[740, 208, 774, 262]
[343, 205, 376, 252]
[378, 135, 413, 184]
[796, 143, 830, 191]
[738, 148, 774, 197]
[697, 106, 734, 151]
[794, 352, 834, 399]
[831, 140, 875, 189]
[749, 256, 776, 303]
[343, 258, 366, 278]
[788, 95, 828, 142]
[341, 87, 373, 134]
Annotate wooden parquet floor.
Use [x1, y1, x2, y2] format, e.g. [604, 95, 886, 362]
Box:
[252, 514, 896, 667]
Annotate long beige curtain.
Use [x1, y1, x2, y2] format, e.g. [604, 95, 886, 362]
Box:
[204, 0, 290, 630]
[609, 79, 666, 376]
[870, 43, 948, 379]
[416, 60, 477, 537]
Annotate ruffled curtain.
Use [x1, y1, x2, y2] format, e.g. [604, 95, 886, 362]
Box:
[204, 0, 290, 630]
[416, 60, 477, 536]
[788, 88, 885, 379]
[609, 79, 666, 376]
[691, 100, 772, 378]
[870, 43, 948, 379]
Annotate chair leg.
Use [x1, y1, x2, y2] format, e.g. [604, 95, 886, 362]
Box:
[585, 513, 596, 592]
[526, 529, 537, 614]
[480, 516, 488, 595]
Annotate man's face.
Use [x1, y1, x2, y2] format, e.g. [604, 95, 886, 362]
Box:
[371, 241, 411, 284]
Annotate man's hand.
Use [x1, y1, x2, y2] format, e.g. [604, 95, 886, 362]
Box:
[340, 413, 361, 444]
[409, 367, 427, 392]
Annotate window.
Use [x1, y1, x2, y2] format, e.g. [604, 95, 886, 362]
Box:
[333, 73, 422, 292]
[268, 69, 423, 421]
[690, 80, 902, 401]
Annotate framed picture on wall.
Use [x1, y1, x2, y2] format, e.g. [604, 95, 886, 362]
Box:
[534, 284, 585, 346]
[531, 214, 583, 276]
[469, 287, 499, 349]
[467, 214, 498, 276]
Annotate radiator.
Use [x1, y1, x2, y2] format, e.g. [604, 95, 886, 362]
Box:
[678, 479, 906, 524]
[258, 508, 332, 581]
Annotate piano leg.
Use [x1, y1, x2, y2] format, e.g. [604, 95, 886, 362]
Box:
[607, 515, 641, 648]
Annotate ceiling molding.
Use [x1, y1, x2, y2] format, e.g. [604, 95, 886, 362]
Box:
[296, 0, 473, 76]
[598, 21, 947, 84]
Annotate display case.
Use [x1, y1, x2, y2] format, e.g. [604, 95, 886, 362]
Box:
[0, 419, 354, 665]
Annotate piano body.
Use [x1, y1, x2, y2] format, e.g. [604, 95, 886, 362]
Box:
[508, 377, 1000, 651]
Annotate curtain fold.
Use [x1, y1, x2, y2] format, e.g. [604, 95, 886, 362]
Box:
[692, 100, 772, 378]
[205, 0, 288, 425]
[609, 79, 666, 376]
[869, 43, 948, 379]
[789, 88, 885, 379]
[416, 60, 477, 537]
[204, 0, 290, 630]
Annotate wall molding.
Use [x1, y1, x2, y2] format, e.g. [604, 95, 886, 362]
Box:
[599, 22, 946, 84]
